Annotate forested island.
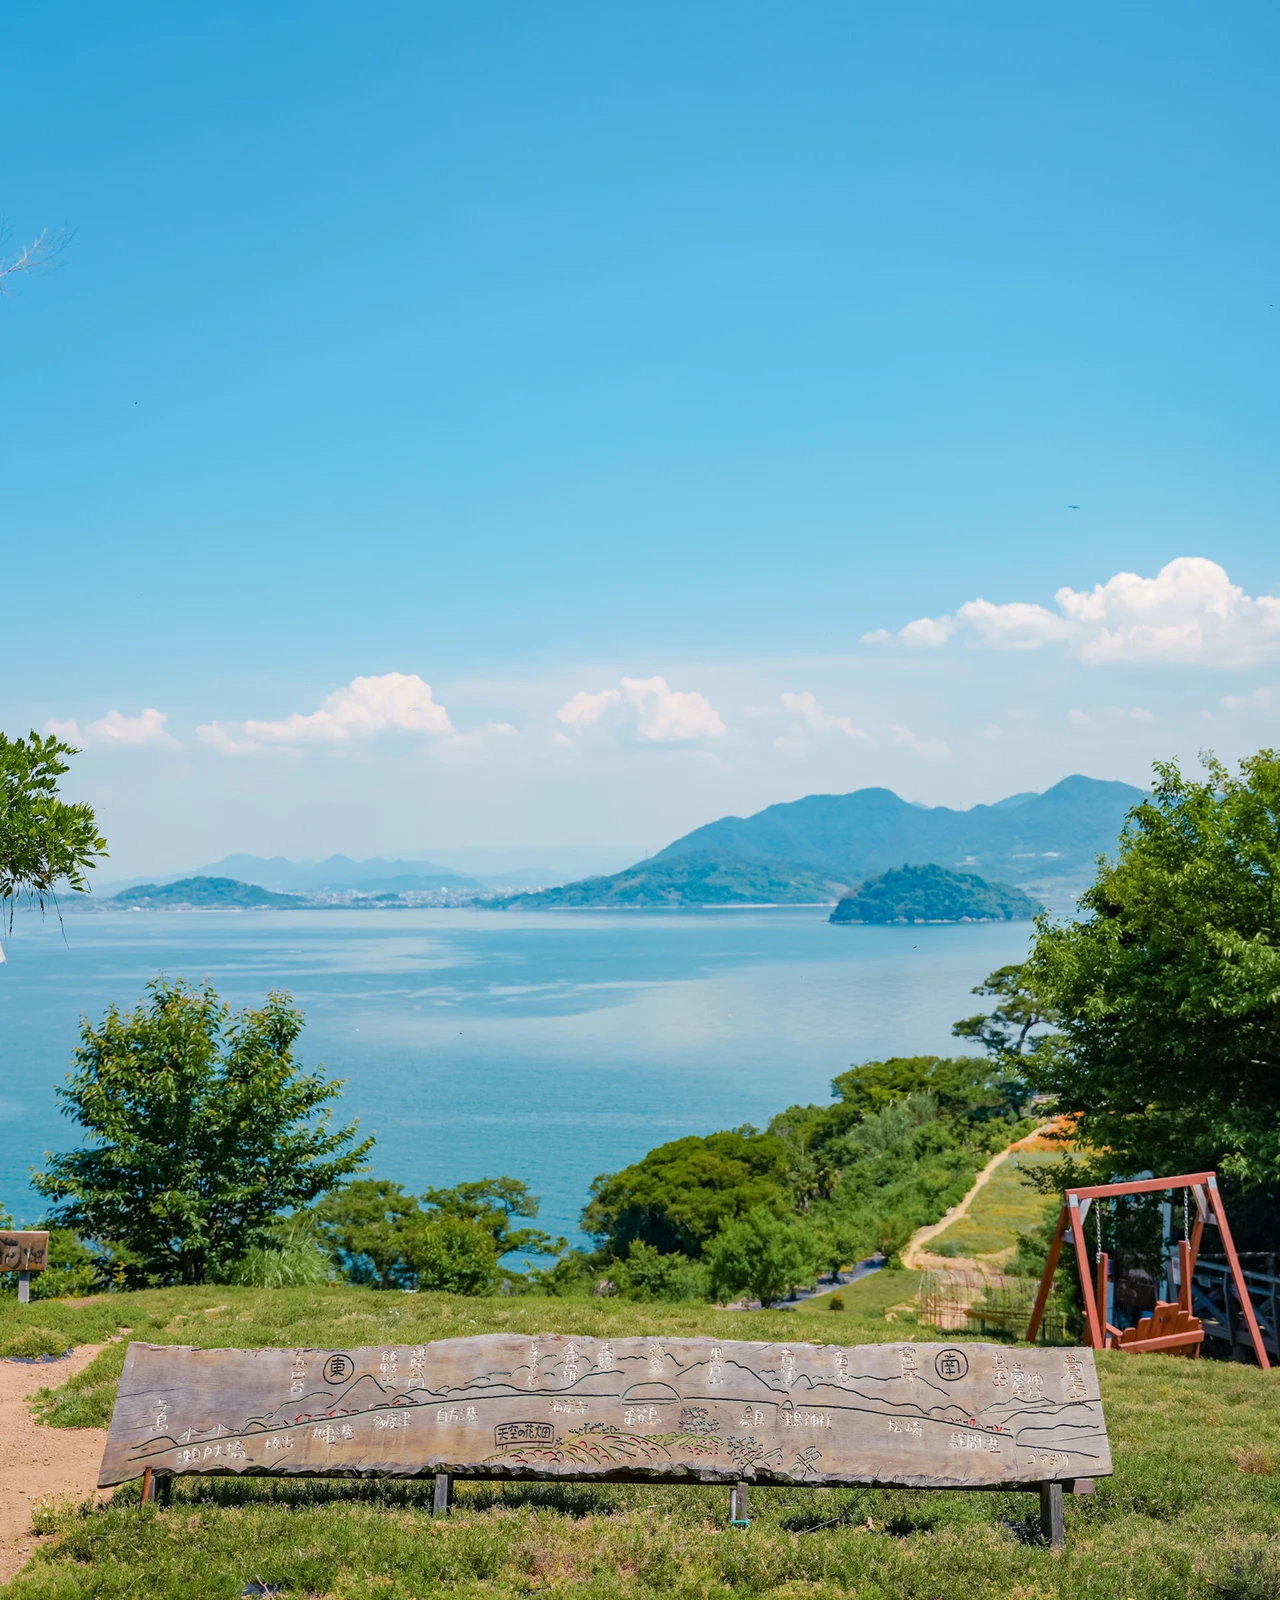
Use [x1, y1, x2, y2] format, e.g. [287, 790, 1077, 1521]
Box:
[829, 863, 1040, 924]
[490, 850, 846, 908]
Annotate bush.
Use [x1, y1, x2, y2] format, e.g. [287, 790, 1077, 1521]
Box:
[613, 1241, 708, 1302]
[0, 1325, 70, 1358]
[705, 1206, 822, 1307]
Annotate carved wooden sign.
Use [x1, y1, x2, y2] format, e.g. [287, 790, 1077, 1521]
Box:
[0, 1231, 48, 1272]
[99, 1335, 1110, 1490]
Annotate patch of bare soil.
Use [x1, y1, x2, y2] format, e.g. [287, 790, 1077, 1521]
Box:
[0, 1345, 110, 1585]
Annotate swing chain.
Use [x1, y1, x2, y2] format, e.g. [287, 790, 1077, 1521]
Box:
[1183, 1188, 1190, 1243]
[1095, 1198, 1103, 1264]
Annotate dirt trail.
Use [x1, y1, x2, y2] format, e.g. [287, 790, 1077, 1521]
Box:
[0, 1346, 110, 1585]
[900, 1123, 1058, 1272]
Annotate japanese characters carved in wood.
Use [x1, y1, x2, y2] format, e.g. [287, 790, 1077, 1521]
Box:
[98, 1334, 1112, 1490]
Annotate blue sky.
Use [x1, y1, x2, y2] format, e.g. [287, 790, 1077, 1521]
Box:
[5, 2, 1279, 875]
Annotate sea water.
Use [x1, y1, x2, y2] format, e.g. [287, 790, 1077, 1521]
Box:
[0, 908, 1035, 1246]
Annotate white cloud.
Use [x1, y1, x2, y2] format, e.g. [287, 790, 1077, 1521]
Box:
[556, 689, 622, 729]
[1224, 686, 1272, 712]
[198, 673, 452, 755]
[865, 558, 1280, 668]
[773, 692, 867, 756]
[43, 708, 178, 749]
[779, 692, 866, 739]
[886, 723, 951, 760]
[556, 675, 726, 743]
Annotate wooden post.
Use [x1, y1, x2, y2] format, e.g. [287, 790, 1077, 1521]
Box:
[1039, 1480, 1065, 1549]
[432, 1472, 453, 1517]
[1026, 1205, 1069, 1343]
[1070, 1197, 1105, 1350]
[141, 1467, 156, 1504]
[1209, 1176, 1270, 1370]
[16, 1271, 29, 1305]
[730, 1481, 749, 1526]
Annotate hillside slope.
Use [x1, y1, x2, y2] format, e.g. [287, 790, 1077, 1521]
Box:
[655, 774, 1142, 887]
[495, 852, 846, 908]
[111, 877, 308, 910]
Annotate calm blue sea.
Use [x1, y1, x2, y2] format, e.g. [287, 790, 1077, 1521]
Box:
[0, 909, 1035, 1247]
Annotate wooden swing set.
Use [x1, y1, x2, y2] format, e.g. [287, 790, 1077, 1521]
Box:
[1024, 1171, 1270, 1368]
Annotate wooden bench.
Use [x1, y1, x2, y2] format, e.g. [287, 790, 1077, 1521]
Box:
[98, 1333, 1112, 1550]
[1108, 1301, 1204, 1357]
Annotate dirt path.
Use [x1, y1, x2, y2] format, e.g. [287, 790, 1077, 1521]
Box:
[0, 1346, 110, 1585]
[900, 1123, 1058, 1272]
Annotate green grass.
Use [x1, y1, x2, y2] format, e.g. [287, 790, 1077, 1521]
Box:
[5, 1285, 1280, 1599]
[792, 1266, 923, 1321]
[927, 1148, 1061, 1264]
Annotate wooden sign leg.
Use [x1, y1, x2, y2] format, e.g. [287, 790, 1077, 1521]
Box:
[1039, 1481, 1065, 1550]
[730, 1482, 749, 1527]
[17, 1271, 29, 1305]
[141, 1467, 156, 1505]
[432, 1473, 453, 1518]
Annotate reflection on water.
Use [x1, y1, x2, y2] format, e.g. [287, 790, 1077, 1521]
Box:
[0, 908, 1034, 1244]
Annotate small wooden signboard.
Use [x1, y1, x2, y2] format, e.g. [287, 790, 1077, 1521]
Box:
[99, 1335, 1111, 1547]
[0, 1231, 48, 1304]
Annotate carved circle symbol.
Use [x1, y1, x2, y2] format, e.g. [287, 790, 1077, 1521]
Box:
[323, 1354, 355, 1385]
[934, 1349, 969, 1382]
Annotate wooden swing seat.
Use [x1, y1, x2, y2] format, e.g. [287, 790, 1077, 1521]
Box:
[1106, 1300, 1203, 1357]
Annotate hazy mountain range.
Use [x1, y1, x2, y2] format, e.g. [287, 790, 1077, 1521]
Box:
[500, 775, 1145, 909]
[100, 774, 1146, 913]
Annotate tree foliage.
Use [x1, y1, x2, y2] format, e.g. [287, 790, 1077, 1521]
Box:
[951, 964, 1057, 1064]
[34, 979, 371, 1284]
[705, 1206, 822, 1307]
[315, 1175, 555, 1292]
[581, 1128, 790, 1258]
[0, 732, 106, 926]
[1025, 750, 1280, 1245]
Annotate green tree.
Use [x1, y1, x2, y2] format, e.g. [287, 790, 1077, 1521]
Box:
[34, 978, 371, 1284]
[1025, 751, 1280, 1246]
[421, 1177, 564, 1257]
[314, 1179, 422, 1288]
[831, 1055, 1031, 1122]
[705, 1206, 822, 1307]
[952, 964, 1057, 1063]
[582, 1127, 789, 1258]
[0, 733, 106, 930]
[401, 1213, 498, 1294]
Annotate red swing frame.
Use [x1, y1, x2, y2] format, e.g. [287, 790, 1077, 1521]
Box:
[1024, 1171, 1270, 1369]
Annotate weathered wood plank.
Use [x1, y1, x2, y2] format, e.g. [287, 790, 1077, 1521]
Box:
[98, 1335, 1112, 1491]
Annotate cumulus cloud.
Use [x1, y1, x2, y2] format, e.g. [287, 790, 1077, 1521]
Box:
[886, 723, 951, 761]
[43, 708, 178, 749]
[864, 558, 1280, 668]
[1224, 686, 1272, 712]
[198, 672, 453, 755]
[773, 692, 867, 756]
[556, 675, 726, 743]
[779, 692, 866, 739]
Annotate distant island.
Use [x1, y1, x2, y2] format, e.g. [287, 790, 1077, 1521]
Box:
[112, 877, 309, 911]
[829, 864, 1040, 925]
[495, 774, 1141, 911]
[100, 774, 1143, 914]
[489, 851, 847, 909]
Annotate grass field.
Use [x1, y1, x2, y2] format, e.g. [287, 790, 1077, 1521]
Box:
[4, 1285, 1280, 1599]
[925, 1147, 1061, 1266]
